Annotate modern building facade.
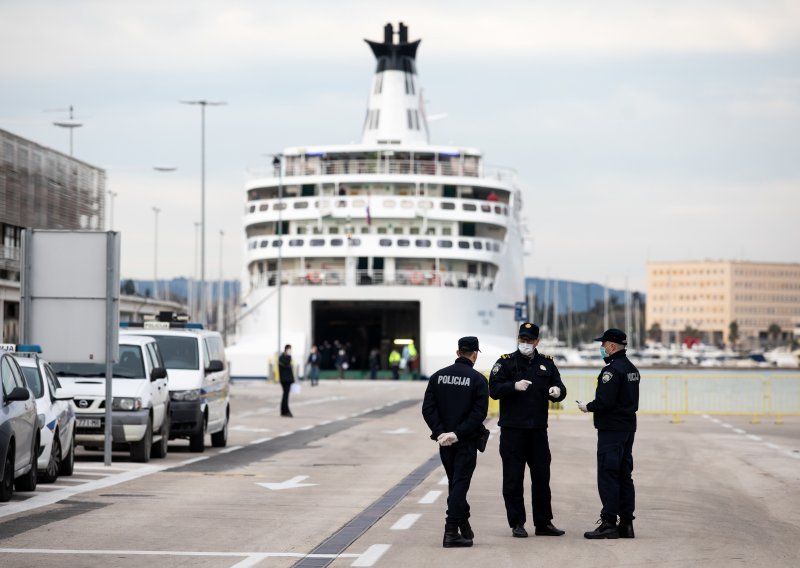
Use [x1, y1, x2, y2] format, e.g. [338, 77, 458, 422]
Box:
[646, 260, 800, 348]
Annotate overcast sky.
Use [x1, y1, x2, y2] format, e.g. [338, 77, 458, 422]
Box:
[2, 0, 798, 291]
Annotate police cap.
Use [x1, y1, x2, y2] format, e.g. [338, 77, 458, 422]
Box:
[458, 336, 481, 352]
[518, 323, 539, 339]
[593, 328, 627, 345]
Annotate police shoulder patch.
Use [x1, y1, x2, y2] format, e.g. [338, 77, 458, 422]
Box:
[540, 353, 553, 360]
[500, 353, 510, 359]
[601, 371, 613, 383]
[491, 363, 501, 376]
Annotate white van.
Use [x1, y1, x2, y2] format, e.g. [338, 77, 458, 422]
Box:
[121, 322, 230, 452]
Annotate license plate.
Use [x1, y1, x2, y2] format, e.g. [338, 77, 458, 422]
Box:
[77, 418, 101, 428]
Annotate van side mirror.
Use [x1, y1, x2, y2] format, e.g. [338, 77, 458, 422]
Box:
[206, 360, 224, 373]
[6, 386, 30, 402]
[151, 367, 168, 381]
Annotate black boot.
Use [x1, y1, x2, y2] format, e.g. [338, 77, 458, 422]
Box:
[512, 524, 528, 538]
[443, 523, 473, 548]
[584, 519, 619, 539]
[459, 519, 474, 540]
[618, 518, 635, 538]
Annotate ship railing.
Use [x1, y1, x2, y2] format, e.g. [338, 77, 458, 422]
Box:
[249, 269, 495, 290]
[247, 159, 517, 184]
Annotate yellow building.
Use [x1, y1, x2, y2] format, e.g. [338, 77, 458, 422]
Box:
[646, 261, 800, 348]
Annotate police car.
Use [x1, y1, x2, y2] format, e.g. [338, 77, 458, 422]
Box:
[11, 345, 76, 483]
[1, 344, 39, 501]
[121, 315, 230, 452]
[52, 336, 170, 463]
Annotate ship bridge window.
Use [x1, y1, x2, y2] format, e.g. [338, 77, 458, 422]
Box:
[426, 227, 435, 235]
[293, 202, 309, 209]
[410, 227, 420, 235]
[473, 241, 483, 250]
[289, 239, 304, 246]
[463, 203, 477, 212]
[397, 239, 410, 247]
[260, 240, 269, 248]
[437, 240, 453, 248]
[331, 238, 344, 246]
[349, 238, 361, 246]
[310, 239, 325, 246]
[458, 241, 470, 249]
[415, 239, 431, 248]
[249, 205, 256, 213]
[481, 204, 491, 212]
[493, 243, 500, 252]
[329, 227, 339, 234]
[272, 240, 282, 247]
[360, 227, 369, 234]
[441, 202, 456, 210]
[273, 203, 286, 211]
[393, 227, 404, 234]
[379, 239, 392, 247]
[495, 205, 504, 214]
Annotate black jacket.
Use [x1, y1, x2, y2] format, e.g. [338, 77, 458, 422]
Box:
[278, 353, 294, 383]
[489, 349, 567, 429]
[422, 357, 489, 443]
[587, 350, 640, 431]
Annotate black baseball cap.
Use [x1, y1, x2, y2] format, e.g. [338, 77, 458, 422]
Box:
[518, 323, 539, 339]
[594, 328, 627, 345]
[458, 336, 481, 352]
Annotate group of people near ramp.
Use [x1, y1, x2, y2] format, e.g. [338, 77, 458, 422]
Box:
[422, 323, 640, 548]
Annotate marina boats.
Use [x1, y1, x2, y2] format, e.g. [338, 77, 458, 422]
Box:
[226, 23, 524, 379]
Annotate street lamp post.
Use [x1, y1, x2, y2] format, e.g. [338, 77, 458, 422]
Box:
[217, 229, 225, 335]
[192, 221, 200, 320]
[152, 207, 161, 300]
[272, 155, 284, 365]
[52, 105, 83, 156]
[180, 100, 227, 326]
[107, 191, 118, 230]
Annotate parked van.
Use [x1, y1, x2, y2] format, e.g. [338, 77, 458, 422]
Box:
[121, 319, 229, 452]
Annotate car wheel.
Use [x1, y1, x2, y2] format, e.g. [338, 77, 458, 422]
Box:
[211, 409, 229, 448]
[0, 451, 13, 502]
[15, 436, 39, 492]
[59, 431, 75, 476]
[151, 416, 170, 459]
[40, 434, 61, 483]
[130, 419, 152, 463]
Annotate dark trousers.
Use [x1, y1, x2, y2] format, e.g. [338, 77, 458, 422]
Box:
[597, 430, 635, 522]
[440, 439, 478, 524]
[499, 427, 553, 528]
[280, 381, 292, 415]
[391, 364, 399, 380]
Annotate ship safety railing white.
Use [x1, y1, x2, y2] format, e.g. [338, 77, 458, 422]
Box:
[503, 374, 800, 423]
[250, 269, 495, 290]
[248, 159, 517, 184]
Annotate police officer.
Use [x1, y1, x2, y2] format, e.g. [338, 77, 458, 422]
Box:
[278, 344, 294, 417]
[422, 336, 489, 548]
[578, 328, 640, 539]
[489, 323, 567, 538]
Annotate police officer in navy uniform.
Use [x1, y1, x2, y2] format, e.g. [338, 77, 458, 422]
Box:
[422, 336, 489, 548]
[489, 323, 567, 538]
[578, 328, 640, 539]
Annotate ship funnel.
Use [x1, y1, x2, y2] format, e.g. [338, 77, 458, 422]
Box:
[361, 22, 429, 145]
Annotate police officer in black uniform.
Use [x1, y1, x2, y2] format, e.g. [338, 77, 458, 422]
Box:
[422, 336, 489, 548]
[489, 323, 567, 538]
[578, 328, 640, 539]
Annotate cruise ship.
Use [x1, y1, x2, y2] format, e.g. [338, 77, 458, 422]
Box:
[227, 23, 524, 379]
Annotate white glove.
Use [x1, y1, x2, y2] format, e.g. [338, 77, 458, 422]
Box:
[577, 401, 589, 413]
[548, 386, 561, 398]
[515, 380, 532, 391]
[439, 432, 458, 446]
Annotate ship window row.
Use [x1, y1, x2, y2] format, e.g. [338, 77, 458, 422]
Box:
[250, 237, 501, 252]
[248, 199, 508, 216]
[404, 72, 415, 95]
[366, 109, 381, 130]
[406, 109, 421, 131]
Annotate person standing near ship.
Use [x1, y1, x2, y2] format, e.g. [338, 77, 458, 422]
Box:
[578, 328, 640, 539]
[278, 344, 294, 417]
[489, 322, 567, 538]
[389, 348, 401, 380]
[422, 336, 489, 548]
[306, 345, 320, 387]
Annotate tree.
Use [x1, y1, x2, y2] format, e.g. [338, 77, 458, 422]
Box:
[121, 279, 136, 295]
[728, 320, 739, 349]
[647, 323, 662, 343]
[767, 323, 782, 345]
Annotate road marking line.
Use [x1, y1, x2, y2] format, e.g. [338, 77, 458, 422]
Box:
[299, 425, 314, 431]
[181, 456, 209, 466]
[251, 437, 272, 444]
[710, 418, 721, 424]
[733, 428, 746, 434]
[336, 416, 347, 421]
[721, 423, 733, 429]
[746, 434, 763, 441]
[219, 445, 244, 454]
[277, 431, 293, 437]
[391, 513, 421, 530]
[765, 443, 781, 450]
[63, 471, 111, 477]
[787, 452, 800, 459]
[701, 414, 710, 419]
[352, 544, 391, 567]
[73, 465, 136, 472]
[0, 548, 360, 560]
[319, 420, 332, 426]
[438, 474, 448, 486]
[418, 490, 442, 504]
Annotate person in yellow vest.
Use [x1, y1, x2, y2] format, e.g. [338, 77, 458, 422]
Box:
[389, 348, 402, 380]
[407, 340, 419, 380]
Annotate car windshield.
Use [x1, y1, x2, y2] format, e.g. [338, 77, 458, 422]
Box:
[20, 366, 44, 398]
[52, 345, 146, 379]
[151, 336, 199, 370]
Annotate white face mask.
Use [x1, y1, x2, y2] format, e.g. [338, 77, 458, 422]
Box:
[518, 343, 534, 357]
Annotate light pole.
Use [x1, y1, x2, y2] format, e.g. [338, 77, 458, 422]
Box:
[193, 221, 200, 320]
[52, 105, 83, 156]
[217, 229, 224, 334]
[107, 191, 117, 230]
[152, 207, 161, 300]
[272, 155, 284, 363]
[180, 99, 227, 326]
